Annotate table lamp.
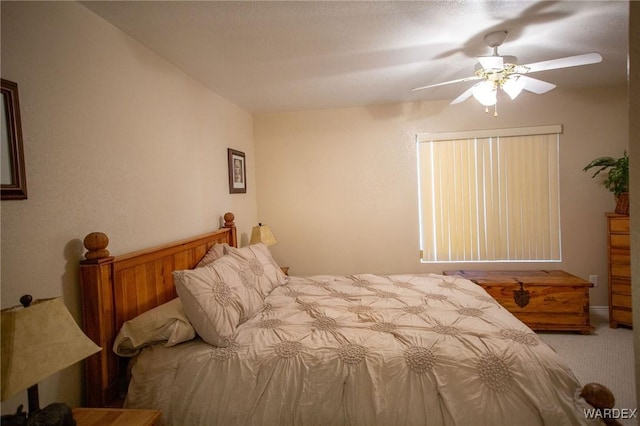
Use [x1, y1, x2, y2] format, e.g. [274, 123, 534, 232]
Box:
[249, 223, 278, 246]
[1, 295, 101, 424]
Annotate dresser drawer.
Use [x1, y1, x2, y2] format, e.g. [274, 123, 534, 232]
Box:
[612, 308, 632, 325]
[610, 233, 630, 249]
[609, 217, 630, 233]
[610, 248, 631, 264]
[611, 262, 631, 278]
[612, 293, 632, 309]
[611, 277, 631, 294]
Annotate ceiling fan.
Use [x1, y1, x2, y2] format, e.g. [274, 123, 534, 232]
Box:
[412, 30, 602, 114]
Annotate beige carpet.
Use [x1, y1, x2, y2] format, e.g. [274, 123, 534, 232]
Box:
[538, 309, 636, 425]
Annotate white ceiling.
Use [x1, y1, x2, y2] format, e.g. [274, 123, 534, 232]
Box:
[81, 1, 629, 114]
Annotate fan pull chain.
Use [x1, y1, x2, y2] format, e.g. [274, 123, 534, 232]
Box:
[484, 102, 499, 117]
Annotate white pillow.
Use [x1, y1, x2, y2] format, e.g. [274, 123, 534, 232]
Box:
[223, 243, 288, 296]
[174, 254, 266, 347]
[113, 298, 195, 357]
[196, 243, 229, 268]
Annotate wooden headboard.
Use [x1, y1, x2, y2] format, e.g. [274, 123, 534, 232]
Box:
[78, 212, 237, 408]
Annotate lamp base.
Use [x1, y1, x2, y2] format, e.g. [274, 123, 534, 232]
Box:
[0, 405, 26, 426]
[0, 404, 76, 426]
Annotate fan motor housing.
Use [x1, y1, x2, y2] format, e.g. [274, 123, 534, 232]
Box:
[484, 30, 509, 48]
[474, 55, 518, 73]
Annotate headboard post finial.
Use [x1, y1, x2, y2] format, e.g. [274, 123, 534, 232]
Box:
[223, 212, 237, 248]
[581, 383, 618, 425]
[223, 212, 235, 228]
[83, 232, 110, 260]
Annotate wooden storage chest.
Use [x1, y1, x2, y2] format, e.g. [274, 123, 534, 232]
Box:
[607, 213, 631, 328]
[443, 270, 593, 333]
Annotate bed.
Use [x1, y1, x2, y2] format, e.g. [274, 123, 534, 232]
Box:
[78, 212, 616, 425]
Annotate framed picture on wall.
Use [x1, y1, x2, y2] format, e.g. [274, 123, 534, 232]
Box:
[228, 148, 246, 194]
[1, 78, 27, 200]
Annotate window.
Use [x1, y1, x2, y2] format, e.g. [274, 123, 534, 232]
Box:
[417, 125, 562, 263]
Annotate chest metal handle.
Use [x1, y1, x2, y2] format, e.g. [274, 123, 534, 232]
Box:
[513, 280, 530, 308]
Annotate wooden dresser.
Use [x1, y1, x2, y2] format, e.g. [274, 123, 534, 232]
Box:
[606, 213, 632, 328]
[443, 270, 593, 333]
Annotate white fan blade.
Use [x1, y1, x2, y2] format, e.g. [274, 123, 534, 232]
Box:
[411, 76, 481, 92]
[450, 85, 477, 105]
[520, 75, 556, 94]
[478, 56, 503, 70]
[518, 52, 602, 74]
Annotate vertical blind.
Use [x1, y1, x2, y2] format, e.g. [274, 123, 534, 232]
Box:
[417, 125, 562, 262]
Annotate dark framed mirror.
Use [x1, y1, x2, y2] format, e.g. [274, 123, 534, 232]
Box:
[1, 78, 27, 200]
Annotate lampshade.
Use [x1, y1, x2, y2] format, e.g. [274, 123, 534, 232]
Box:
[250, 223, 278, 246]
[1, 297, 101, 402]
[472, 81, 497, 106]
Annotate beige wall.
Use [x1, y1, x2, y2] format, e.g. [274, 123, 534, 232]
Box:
[1, 0, 634, 416]
[254, 86, 628, 309]
[1, 2, 257, 412]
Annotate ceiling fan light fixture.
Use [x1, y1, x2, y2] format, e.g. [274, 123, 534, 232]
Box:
[472, 81, 497, 106]
[411, 28, 603, 116]
[502, 75, 525, 100]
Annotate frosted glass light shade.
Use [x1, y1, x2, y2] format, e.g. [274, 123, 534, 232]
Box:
[503, 75, 525, 99]
[472, 81, 497, 106]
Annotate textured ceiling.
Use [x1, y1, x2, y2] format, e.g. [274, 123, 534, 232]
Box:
[81, 1, 629, 113]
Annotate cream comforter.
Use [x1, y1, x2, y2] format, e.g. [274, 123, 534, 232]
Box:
[125, 273, 598, 425]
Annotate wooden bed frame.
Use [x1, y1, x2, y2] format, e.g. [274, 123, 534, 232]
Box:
[78, 213, 237, 408]
[77, 211, 619, 424]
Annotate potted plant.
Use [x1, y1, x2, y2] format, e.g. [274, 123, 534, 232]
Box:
[583, 151, 629, 215]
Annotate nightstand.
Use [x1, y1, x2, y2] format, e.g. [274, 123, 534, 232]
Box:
[72, 408, 161, 426]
